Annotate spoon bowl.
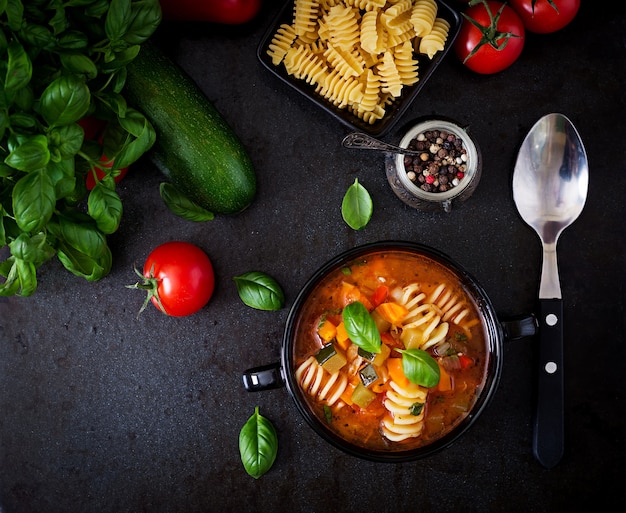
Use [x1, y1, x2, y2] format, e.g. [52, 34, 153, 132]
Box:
[512, 113, 588, 468]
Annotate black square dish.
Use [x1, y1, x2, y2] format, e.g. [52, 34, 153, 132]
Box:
[257, 0, 461, 137]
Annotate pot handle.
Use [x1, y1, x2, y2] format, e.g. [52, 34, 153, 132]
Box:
[242, 362, 285, 391]
[500, 314, 538, 341]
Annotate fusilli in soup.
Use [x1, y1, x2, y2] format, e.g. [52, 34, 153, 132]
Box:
[290, 248, 490, 453]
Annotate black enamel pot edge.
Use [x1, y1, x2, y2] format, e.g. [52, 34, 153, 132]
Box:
[242, 240, 537, 463]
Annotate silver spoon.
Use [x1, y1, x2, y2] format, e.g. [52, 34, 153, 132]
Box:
[342, 132, 426, 158]
[512, 113, 589, 469]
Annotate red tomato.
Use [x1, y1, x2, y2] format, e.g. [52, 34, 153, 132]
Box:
[140, 241, 215, 317]
[86, 157, 129, 190]
[454, 1, 526, 74]
[508, 0, 579, 33]
[78, 115, 106, 140]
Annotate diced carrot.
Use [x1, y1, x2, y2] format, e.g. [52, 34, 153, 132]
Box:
[375, 302, 409, 325]
[437, 363, 453, 392]
[340, 281, 373, 311]
[317, 318, 337, 342]
[340, 381, 356, 406]
[370, 285, 389, 308]
[386, 357, 410, 389]
[335, 321, 350, 351]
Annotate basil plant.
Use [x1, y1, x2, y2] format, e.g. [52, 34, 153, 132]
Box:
[0, 0, 161, 296]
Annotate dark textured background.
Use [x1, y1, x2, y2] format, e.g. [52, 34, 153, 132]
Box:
[1, 1, 625, 512]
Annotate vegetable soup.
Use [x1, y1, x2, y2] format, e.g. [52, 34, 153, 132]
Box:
[291, 249, 489, 452]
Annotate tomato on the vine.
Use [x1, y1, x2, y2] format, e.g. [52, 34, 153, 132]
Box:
[130, 241, 215, 317]
[508, 0, 579, 34]
[454, 0, 525, 74]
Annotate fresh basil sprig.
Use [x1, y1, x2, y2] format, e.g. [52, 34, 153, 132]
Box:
[0, 0, 161, 296]
[342, 301, 381, 353]
[398, 348, 441, 388]
[159, 182, 214, 222]
[239, 406, 278, 479]
[342, 178, 373, 230]
[233, 271, 285, 311]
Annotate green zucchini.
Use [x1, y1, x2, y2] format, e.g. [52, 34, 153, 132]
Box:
[125, 42, 256, 214]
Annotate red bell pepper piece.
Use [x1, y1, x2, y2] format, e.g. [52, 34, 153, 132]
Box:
[160, 0, 262, 24]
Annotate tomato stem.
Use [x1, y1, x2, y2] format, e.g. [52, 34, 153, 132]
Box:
[126, 265, 166, 317]
[462, 0, 522, 64]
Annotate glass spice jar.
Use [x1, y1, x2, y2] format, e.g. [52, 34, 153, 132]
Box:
[385, 119, 482, 212]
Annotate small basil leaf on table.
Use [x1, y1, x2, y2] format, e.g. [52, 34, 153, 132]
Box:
[398, 348, 440, 388]
[239, 406, 278, 479]
[342, 178, 373, 230]
[342, 301, 381, 353]
[233, 271, 285, 311]
[159, 182, 214, 222]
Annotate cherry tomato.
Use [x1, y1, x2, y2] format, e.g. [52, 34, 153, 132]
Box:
[78, 115, 106, 140]
[454, 1, 526, 74]
[137, 241, 215, 317]
[508, 0, 579, 34]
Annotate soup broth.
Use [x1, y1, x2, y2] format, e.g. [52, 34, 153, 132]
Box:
[291, 249, 489, 452]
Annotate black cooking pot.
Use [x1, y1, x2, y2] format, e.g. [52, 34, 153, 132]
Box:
[243, 241, 536, 462]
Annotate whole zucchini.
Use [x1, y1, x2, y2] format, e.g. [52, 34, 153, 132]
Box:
[126, 42, 256, 214]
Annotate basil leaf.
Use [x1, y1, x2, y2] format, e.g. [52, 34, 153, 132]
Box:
[233, 272, 285, 311]
[105, 0, 132, 43]
[5, 134, 50, 172]
[88, 184, 123, 234]
[59, 53, 98, 79]
[342, 301, 381, 353]
[239, 406, 278, 480]
[57, 211, 108, 259]
[12, 169, 56, 233]
[398, 348, 440, 388]
[9, 232, 55, 267]
[5, 41, 32, 94]
[57, 242, 112, 281]
[160, 182, 214, 222]
[39, 75, 91, 127]
[47, 158, 76, 200]
[124, 0, 162, 45]
[50, 124, 84, 160]
[341, 178, 373, 230]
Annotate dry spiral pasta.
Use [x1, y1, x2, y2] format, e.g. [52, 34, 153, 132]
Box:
[267, 0, 452, 123]
[419, 16, 450, 59]
[410, 0, 437, 37]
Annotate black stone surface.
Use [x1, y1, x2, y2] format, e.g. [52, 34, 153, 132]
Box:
[1, 1, 624, 512]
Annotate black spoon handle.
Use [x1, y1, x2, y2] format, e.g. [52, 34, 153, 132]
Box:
[533, 298, 565, 468]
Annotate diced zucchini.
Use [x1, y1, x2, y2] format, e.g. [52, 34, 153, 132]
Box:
[351, 383, 377, 409]
[315, 343, 347, 374]
[359, 363, 379, 387]
[358, 347, 376, 362]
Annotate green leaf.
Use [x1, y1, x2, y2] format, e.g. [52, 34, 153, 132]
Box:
[239, 406, 278, 479]
[56, 242, 112, 281]
[342, 178, 373, 230]
[233, 272, 285, 311]
[5, 134, 50, 172]
[105, 0, 132, 42]
[49, 124, 84, 160]
[57, 211, 108, 259]
[159, 182, 214, 222]
[39, 75, 91, 127]
[59, 53, 98, 79]
[88, 184, 123, 234]
[12, 168, 56, 233]
[398, 348, 440, 388]
[9, 232, 55, 267]
[5, 0, 24, 32]
[342, 301, 381, 353]
[5, 40, 32, 94]
[124, 0, 162, 45]
[47, 158, 76, 200]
